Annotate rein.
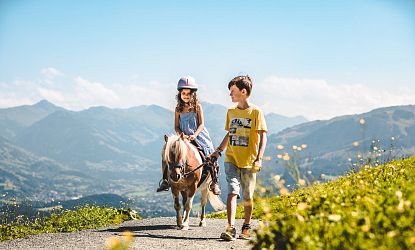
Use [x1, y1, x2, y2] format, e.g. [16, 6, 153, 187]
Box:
[182, 162, 207, 177]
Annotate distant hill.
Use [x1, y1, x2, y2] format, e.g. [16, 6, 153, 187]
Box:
[0, 100, 63, 140]
[14, 106, 167, 179]
[261, 105, 415, 182]
[5, 101, 306, 181]
[0, 136, 105, 201]
[44, 193, 129, 210]
[265, 113, 308, 135]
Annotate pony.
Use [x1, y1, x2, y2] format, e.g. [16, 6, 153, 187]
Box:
[162, 133, 225, 230]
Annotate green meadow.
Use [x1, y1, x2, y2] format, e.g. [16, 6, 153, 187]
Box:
[210, 157, 415, 249]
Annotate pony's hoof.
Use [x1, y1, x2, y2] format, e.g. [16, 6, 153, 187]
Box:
[199, 221, 207, 227]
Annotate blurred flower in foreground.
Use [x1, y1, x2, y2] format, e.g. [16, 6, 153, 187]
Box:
[273, 175, 281, 182]
[277, 145, 284, 150]
[282, 154, 290, 161]
[353, 141, 359, 147]
[395, 190, 402, 199]
[359, 118, 366, 125]
[105, 231, 134, 250]
[279, 187, 289, 195]
[297, 202, 308, 211]
[328, 214, 341, 222]
[298, 179, 306, 186]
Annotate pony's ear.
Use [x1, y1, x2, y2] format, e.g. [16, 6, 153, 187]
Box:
[180, 132, 186, 140]
[164, 135, 168, 142]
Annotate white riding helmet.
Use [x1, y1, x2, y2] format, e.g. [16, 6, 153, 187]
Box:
[177, 76, 198, 90]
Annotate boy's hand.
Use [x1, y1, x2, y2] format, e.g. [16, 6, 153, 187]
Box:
[208, 151, 220, 162]
[252, 159, 262, 173]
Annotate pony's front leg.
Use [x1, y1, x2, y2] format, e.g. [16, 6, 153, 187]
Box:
[199, 187, 208, 227]
[173, 194, 183, 229]
[181, 194, 194, 230]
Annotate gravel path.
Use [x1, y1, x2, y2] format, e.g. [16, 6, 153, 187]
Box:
[0, 217, 257, 250]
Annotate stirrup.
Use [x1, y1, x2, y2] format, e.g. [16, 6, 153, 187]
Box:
[157, 179, 169, 192]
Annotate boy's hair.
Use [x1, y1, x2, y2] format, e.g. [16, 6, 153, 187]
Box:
[228, 75, 253, 96]
[175, 89, 200, 113]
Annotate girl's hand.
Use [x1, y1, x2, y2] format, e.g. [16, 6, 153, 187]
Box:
[188, 135, 196, 141]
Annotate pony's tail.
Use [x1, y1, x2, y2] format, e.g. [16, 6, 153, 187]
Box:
[207, 191, 226, 211]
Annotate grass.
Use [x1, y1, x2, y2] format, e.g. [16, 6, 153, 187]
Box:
[209, 156, 415, 249]
[0, 205, 139, 242]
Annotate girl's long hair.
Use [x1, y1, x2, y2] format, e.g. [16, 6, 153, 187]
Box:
[175, 89, 200, 113]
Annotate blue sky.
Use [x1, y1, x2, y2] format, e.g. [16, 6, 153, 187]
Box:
[1, 0, 414, 119]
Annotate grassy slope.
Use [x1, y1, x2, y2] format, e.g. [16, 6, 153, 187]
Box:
[0, 206, 139, 241]
[210, 157, 415, 249]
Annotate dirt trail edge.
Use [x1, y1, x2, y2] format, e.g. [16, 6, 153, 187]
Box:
[0, 217, 258, 250]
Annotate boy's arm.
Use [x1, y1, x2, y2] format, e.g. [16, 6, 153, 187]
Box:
[253, 130, 267, 167]
[217, 132, 229, 152]
[209, 132, 229, 160]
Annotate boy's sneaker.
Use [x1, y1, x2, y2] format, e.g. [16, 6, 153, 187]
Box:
[156, 179, 170, 192]
[220, 226, 237, 241]
[239, 224, 252, 240]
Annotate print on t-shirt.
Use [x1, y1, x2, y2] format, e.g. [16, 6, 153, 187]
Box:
[229, 118, 252, 147]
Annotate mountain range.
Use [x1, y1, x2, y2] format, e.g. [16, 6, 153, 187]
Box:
[261, 105, 415, 186]
[2, 100, 415, 216]
[0, 100, 306, 205]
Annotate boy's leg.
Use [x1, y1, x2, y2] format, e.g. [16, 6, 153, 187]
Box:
[243, 198, 253, 225]
[227, 193, 238, 226]
[239, 169, 257, 238]
[241, 170, 256, 224]
[220, 162, 240, 241]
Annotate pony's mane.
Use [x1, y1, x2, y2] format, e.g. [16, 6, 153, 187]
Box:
[163, 135, 188, 164]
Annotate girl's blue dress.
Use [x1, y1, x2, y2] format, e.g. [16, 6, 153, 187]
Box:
[179, 112, 214, 156]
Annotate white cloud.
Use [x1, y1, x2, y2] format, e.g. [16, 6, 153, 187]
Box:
[40, 67, 64, 79]
[0, 76, 178, 111]
[254, 76, 415, 120]
[73, 77, 120, 108]
[37, 87, 66, 103]
[1, 73, 415, 121]
[111, 80, 177, 110]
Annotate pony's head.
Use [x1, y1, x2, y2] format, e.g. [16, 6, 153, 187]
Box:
[163, 133, 188, 182]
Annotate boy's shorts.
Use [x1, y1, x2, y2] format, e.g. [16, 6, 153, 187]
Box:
[224, 162, 257, 200]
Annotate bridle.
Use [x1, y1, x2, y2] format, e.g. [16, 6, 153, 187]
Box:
[167, 160, 208, 179]
[166, 137, 211, 180]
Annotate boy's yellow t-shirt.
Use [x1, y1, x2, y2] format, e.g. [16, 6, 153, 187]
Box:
[224, 104, 267, 169]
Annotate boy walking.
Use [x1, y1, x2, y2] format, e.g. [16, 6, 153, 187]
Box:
[209, 75, 267, 241]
